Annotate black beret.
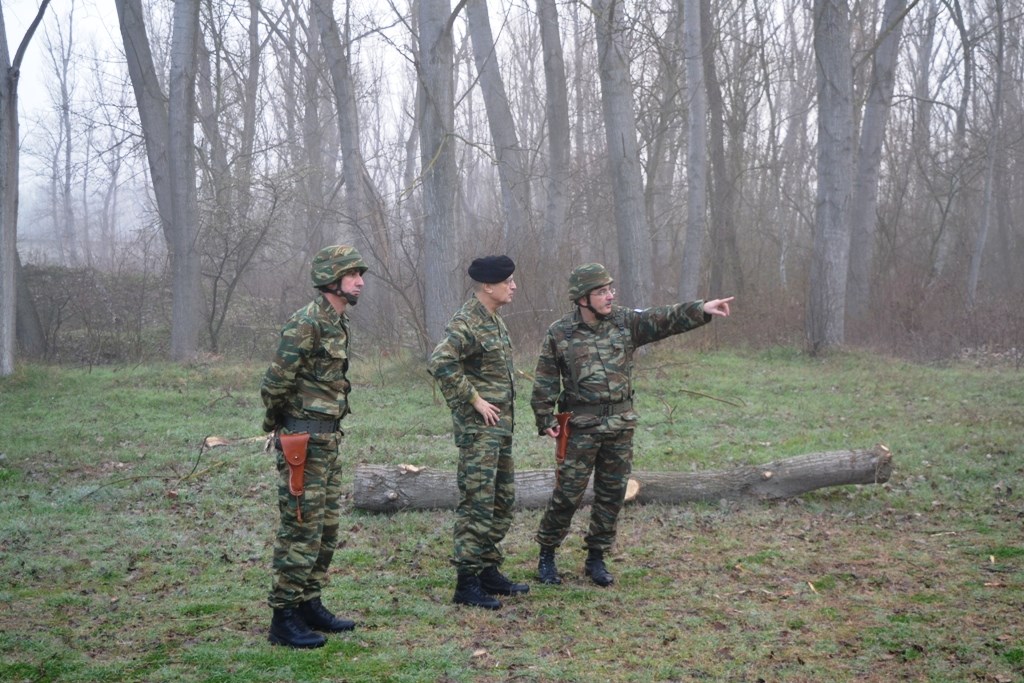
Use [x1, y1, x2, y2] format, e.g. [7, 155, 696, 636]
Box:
[468, 255, 515, 283]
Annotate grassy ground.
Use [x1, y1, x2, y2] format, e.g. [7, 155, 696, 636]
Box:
[0, 346, 1021, 683]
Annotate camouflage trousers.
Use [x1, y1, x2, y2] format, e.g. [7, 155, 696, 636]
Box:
[536, 428, 633, 552]
[452, 432, 515, 573]
[268, 432, 343, 609]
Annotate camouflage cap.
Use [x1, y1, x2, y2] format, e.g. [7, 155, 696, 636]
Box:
[310, 245, 368, 287]
[568, 263, 613, 300]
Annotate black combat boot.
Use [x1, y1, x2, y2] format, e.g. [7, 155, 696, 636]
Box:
[584, 548, 614, 587]
[268, 607, 327, 648]
[479, 566, 530, 596]
[453, 572, 502, 609]
[298, 597, 356, 632]
[537, 546, 562, 585]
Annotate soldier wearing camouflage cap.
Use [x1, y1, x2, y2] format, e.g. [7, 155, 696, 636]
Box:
[428, 255, 530, 610]
[260, 245, 367, 648]
[531, 263, 734, 587]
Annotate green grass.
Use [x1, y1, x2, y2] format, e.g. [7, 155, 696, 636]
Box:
[0, 348, 1022, 682]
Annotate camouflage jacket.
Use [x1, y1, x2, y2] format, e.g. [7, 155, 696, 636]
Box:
[531, 302, 710, 434]
[260, 294, 352, 432]
[428, 297, 516, 439]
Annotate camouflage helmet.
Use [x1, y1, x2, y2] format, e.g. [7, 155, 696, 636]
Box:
[568, 263, 613, 300]
[310, 245, 368, 287]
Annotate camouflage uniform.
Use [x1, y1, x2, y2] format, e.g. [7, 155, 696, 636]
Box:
[428, 297, 516, 574]
[261, 294, 354, 610]
[531, 301, 710, 552]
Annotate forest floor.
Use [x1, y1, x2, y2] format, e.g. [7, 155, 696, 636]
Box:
[0, 347, 1021, 682]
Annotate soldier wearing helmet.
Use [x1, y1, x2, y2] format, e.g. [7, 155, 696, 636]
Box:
[428, 255, 530, 610]
[259, 245, 368, 648]
[309, 244, 369, 305]
[530, 263, 734, 588]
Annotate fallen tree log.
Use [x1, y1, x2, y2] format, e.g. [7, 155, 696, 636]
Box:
[351, 444, 893, 513]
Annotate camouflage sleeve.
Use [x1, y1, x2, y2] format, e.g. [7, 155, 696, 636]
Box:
[530, 327, 562, 434]
[259, 315, 318, 432]
[427, 317, 480, 411]
[629, 301, 710, 347]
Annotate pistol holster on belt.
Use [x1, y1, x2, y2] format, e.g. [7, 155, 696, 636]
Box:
[554, 412, 572, 464]
[278, 432, 310, 522]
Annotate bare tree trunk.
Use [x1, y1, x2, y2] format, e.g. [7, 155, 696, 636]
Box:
[536, 0, 570, 254]
[312, 0, 398, 346]
[43, 8, 81, 267]
[195, 36, 231, 353]
[806, 0, 853, 354]
[167, 0, 202, 361]
[195, 0, 268, 354]
[300, 3, 329, 251]
[775, 7, 815, 291]
[352, 446, 893, 512]
[79, 121, 94, 268]
[466, 0, 529, 245]
[14, 253, 46, 357]
[931, 0, 972, 282]
[312, 0, 363, 244]
[418, 0, 462, 345]
[643, 4, 683, 297]
[115, 0, 203, 361]
[701, 0, 742, 298]
[845, 0, 908, 322]
[679, 0, 706, 301]
[114, 0, 172, 237]
[911, 0, 938, 282]
[966, 0, 1003, 307]
[0, 21, 17, 377]
[0, 0, 51, 376]
[592, 0, 652, 309]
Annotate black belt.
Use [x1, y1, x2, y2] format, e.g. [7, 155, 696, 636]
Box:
[563, 400, 633, 417]
[279, 415, 340, 434]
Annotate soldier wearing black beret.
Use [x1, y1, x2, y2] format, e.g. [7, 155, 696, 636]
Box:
[428, 255, 530, 609]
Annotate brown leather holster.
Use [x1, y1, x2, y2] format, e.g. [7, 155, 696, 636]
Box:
[554, 412, 572, 464]
[278, 432, 310, 522]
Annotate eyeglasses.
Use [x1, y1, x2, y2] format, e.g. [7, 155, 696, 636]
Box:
[592, 287, 616, 297]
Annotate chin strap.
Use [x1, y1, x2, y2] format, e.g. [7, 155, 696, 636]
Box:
[323, 281, 358, 306]
[578, 292, 608, 320]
